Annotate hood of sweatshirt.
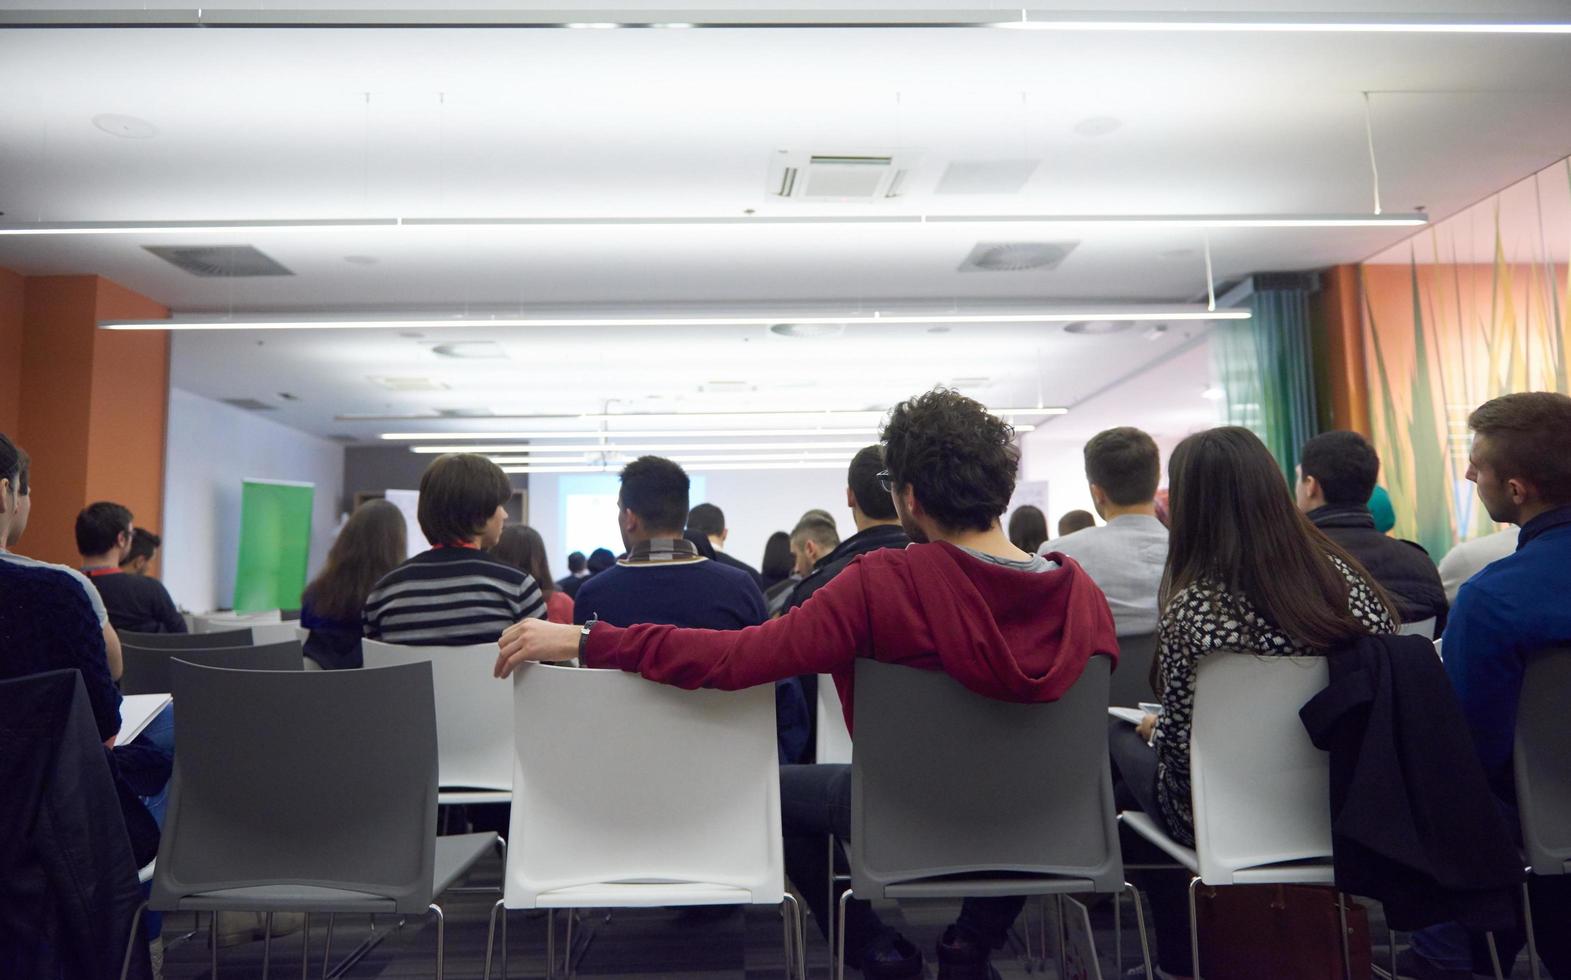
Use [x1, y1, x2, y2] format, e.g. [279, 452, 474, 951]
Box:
[853, 540, 1118, 704]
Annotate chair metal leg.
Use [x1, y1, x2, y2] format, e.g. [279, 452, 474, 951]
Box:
[565, 908, 575, 978]
[301, 913, 310, 980]
[1055, 895, 1067, 979]
[824, 835, 836, 967]
[483, 899, 504, 980]
[835, 887, 852, 980]
[321, 914, 334, 980]
[428, 904, 446, 980]
[1387, 926, 1398, 980]
[1188, 877, 1202, 980]
[120, 901, 149, 980]
[547, 909, 556, 980]
[1336, 893, 1353, 980]
[1039, 894, 1050, 970]
[211, 912, 220, 979]
[1485, 931, 1505, 980]
[1523, 878, 1542, 980]
[263, 912, 274, 978]
[1125, 882, 1154, 980]
[783, 892, 806, 980]
[1114, 891, 1123, 977]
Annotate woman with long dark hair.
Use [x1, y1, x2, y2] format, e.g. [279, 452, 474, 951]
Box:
[1006, 505, 1049, 555]
[759, 530, 794, 594]
[491, 524, 574, 624]
[1111, 427, 1395, 979]
[300, 499, 406, 669]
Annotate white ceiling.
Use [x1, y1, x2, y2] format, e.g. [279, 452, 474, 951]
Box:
[1, 3, 1568, 440]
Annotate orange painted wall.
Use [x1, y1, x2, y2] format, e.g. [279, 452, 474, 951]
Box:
[12, 271, 169, 565]
[0, 267, 23, 434]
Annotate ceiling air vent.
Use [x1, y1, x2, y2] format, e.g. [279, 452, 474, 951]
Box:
[144, 245, 293, 278]
[220, 397, 276, 412]
[959, 241, 1078, 273]
[368, 376, 451, 392]
[769, 151, 917, 200]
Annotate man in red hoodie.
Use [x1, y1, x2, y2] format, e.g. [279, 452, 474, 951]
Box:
[496, 388, 1117, 979]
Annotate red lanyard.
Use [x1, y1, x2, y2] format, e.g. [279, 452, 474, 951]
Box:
[83, 566, 124, 578]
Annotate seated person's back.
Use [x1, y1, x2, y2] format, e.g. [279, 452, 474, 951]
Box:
[363, 454, 546, 645]
[1039, 427, 1168, 636]
[575, 548, 765, 632]
[75, 500, 187, 634]
[1296, 430, 1449, 627]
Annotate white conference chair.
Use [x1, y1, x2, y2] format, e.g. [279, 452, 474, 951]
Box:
[1119, 654, 1359, 980]
[361, 639, 514, 806]
[484, 663, 804, 980]
[1398, 617, 1437, 639]
[816, 673, 853, 765]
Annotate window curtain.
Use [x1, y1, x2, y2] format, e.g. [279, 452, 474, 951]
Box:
[1212, 280, 1320, 479]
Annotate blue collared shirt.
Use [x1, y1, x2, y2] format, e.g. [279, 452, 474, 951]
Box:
[1442, 505, 1571, 798]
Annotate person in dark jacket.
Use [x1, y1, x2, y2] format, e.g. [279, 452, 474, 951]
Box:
[76, 502, 188, 635]
[686, 502, 768, 589]
[782, 445, 911, 615]
[1296, 430, 1448, 632]
[556, 550, 589, 599]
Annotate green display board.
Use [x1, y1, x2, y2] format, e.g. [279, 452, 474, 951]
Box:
[233, 479, 315, 613]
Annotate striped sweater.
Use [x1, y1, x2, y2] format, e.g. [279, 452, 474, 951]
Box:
[363, 547, 546, 646]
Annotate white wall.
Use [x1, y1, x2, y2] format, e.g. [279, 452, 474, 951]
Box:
[162, 387, 346, 613]
[529, 465, 855, 576]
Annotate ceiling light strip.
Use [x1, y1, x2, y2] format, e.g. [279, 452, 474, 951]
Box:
[379, 427, 883, 440]
[3, 9, 1567, 32]
[101, 310, 1247, 331]
[409, 440, 875, 454]
[344, 408, 1065, 422]
[487, 452, 859, 465]
[499, 461, 856, 475]
[8, 213, 1426, 237]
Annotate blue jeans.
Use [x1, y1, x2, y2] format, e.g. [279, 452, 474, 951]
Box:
[780, 764, 1026, 962]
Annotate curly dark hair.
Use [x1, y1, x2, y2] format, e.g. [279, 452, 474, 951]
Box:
[881, 388, 1020, 533]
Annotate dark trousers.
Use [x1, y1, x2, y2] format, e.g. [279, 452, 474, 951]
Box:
[1109, 719, 1196, 977]
[781, 764, 1026, 960]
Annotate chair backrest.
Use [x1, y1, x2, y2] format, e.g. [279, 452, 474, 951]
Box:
[1189, 653, 1332, 884]
[120, 641, 302, 696]
[504, 663, 782, 907]
[816, 673, 853, 764]
[150, 660, 438, 915]
[361, 639, 513, 791]
[119, 628, 253, 650]
[849, 656, 1121, 899]
[1515, 646, 1571, 876]
[1398, 617, 1437, 639]
[1109, 632, 1159, 707]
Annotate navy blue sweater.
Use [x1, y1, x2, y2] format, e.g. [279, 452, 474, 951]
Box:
[1442, 506, 1571, 799]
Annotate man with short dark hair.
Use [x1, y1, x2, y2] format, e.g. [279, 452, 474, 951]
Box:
[784, 445, 910, 614]
[556, 550, 589, 599]
[687, 502, 766, 588]
[119, 527, 163, 576]
[363, 453, 545, 645]
[787, 514, 839, 580]
[1402, 392, 1571, 980]
[498, 390, 1117, 979]
[76, 502, 187, 635]
[574, 456, 808, 762]
[1039, 426, 1168, 636]
[1056, 509, 1096, 537]
[1296, 430, 1447, 631]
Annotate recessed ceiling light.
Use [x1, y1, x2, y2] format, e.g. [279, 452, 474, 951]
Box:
[1073, 116, 1122, 137]
[92, 113, 158, 140]
[927, 326, 951, 334]
[1202, 386, 1226, 400]
[343, 254, 379, 265]
[1063, 320, 1132, 335]
[770, 323, 846, 338]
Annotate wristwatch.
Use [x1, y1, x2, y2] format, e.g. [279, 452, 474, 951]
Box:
[578, 614, 598, 660]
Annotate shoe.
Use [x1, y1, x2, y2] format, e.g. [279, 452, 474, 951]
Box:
[857, 930, 924, 979]
[935, 925, 1002, 980]
[1390, 947, 1474, 980]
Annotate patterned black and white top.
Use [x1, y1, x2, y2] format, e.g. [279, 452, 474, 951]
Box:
[363, 546, 546, 647]
[1150, 554, 1395, 845]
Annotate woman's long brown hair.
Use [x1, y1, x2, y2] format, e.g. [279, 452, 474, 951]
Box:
[303, 498, 407, 622]
[490, 524, 556, 597]
[1161, 427, 1397, 648]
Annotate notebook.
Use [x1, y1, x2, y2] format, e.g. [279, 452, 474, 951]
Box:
[117, 693, 172, 745]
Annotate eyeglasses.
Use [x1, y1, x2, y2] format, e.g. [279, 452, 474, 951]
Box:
[877, 470, 894, 493]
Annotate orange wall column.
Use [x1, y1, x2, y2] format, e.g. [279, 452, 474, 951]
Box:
[0, 268, 23, 434]
[13, 272, 170, 565]
[1310, 264, 1372, 436]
